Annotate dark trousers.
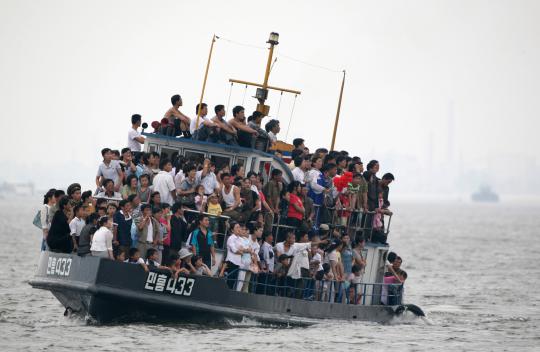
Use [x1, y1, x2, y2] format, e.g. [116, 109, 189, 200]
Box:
[225, 261, 239, 289]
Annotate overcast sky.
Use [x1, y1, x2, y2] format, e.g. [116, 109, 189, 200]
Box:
[1, 0, 539, 195]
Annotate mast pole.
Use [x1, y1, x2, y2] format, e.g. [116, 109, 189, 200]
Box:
[196, 34, 217, 129]
[330, 70, 346, 151]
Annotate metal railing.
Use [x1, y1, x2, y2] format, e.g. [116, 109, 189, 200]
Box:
[223, 268, 404, 306]
[184, 209, 231, 250]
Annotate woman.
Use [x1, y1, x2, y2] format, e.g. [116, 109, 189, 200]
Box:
[340, 234, 354, 278]
[121, 174, 139, 200]
[40, 189, 56, 251]
[90, 216, 114, 259]
[352, 236, 367, 273]
[137, 174, 152, 203]
[149, 191, 161, 208]
[286, 181, 305, 230]
[324, 239, 345, 302]
[230, 164, 245, 179]
[47, 197, 73, 253]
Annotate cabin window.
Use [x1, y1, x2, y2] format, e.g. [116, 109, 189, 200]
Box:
[160, 147, 179, 163]
[250, 158, 256, 174]
[259, 161, 271, 183]
[184, 150, 206, 165]
[236, 156, 247, 167]
[148, 144, 157, 153]
[210, 155, 231, 170]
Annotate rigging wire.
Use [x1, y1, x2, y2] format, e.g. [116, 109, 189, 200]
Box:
[275, 91, 283, 120]
[284, 94, 298, 142]
[225, 82, 233, 117]
[241, 84, 248, 105]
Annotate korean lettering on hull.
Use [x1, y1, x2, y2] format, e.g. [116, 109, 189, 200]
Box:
[144, 272, 195, 297]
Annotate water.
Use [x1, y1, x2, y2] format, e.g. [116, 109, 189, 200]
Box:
[1, 197, 539, 351]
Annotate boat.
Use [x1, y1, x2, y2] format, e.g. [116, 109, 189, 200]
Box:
[30, 32, 424, 325]
[471, 186, 499, 203]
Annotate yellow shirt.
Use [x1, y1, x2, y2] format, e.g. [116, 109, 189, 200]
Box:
[207, 202, 222, 216]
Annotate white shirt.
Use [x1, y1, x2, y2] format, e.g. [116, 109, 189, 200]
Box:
[292, 167, 306, 184]
[128, 128, 143, 152]
[174, 170, 185, 189]
[146, 220, 154, 243]
[287, 242, 312, 279]
[90, 226, 113, 252]
[225, 234, 242, 266]
[261, 242, 275, 273]
[311, 252, 324, 272]
[152, 170, 176, 205]
[275, 242, 295, 257]
[196, 170, 218, 195]
[69, 217, 85, 237]
[190, 115, 210, 134]
[268, 131, 277, 143]
[249, 237, 260, 262]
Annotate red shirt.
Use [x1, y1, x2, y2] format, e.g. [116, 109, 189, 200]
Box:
[288, 193, 304, 220]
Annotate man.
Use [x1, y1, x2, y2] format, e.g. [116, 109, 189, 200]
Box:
[190, 103, 218, 141]
[239, 178, 258, 222]
[224, 222, 247, 289]
[96, 148, 123, 193]
[380, 173, 395, 209]
[152, 158, 176, 206]
[169, 202, 189, 252]
[128, 114, 145, 153]
[211, 104, 238, 145]
[190, 215, 216, 268]
[228, 105, 258, 148]
[336, 155, 347, 175]
[69, 204, 86, 252]
[196, 159, 219, 196]
[247, 111, 270, 151]
[220, 172, 243, 222]
[264, 119, 280, 149]
[114, 199, 133, 257]
[291, 138, 306, 161]
[364, 160, 380, 211]
[164, 94, 191, 137]
[135, 204, 159, 257]
[96, 179, 122, 199]
[120, 147, 137, 180]
[263, 169, 283, 215]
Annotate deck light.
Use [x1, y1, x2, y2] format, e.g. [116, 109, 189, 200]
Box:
[267, 32, 279, 45]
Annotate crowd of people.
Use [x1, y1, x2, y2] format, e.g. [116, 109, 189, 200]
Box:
[36, 94, 407, 305]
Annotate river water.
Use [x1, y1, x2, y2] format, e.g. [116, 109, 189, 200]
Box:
[0, 197, 539, 351]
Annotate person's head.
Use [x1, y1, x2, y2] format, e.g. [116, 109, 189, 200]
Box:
[293, 138, 305, 150]
[43, 188, 56, 205]
[336, 155, 347, 168]
[167, 253, 180, 268]
[152, 205, 162, 219]
[101, 148, 112, 162]
[351, 173, 363, 186]
[271, 169, 283, 182]
[194, 184, 204, 196]
[229, 221, 241, 235]
[232, 105, 245, 120]
[231, 164, 245, 178]
[107, 203, 118, 216]
[121, 147, 132, 162]
[251, 224, 263, 239]
[249, 111, 264, 124]
[184, 164, 196, 179]
[129, 247, 140, 261]
[293, 156, 304, 168]
[58, 196, 70, 212]
[73, 204, 84, 218]
[241, 178, 252, 191]
[150, 151, 160, 167]
[195, 103, 208, 117]
[341, 233, 351, 246]
[102, 178, 114, 192]
[263, 232, 273, 244]
[86, 212, 99, 225]
[315, 148, 328, 158]
[131, 114, 142, 127]
[150, 191, 161, 205]
[171, 202, 184, 216]
[81, 190, 93, 204]
[278, 254, 291, 266]
[127, 194, 140, 208]
[141, 203, 152, 217]
[97, 207, 107, 217]
[322, 163, 338, 177]
[191, 255, 204, 268]
[387, 251, 397, 264]
[146, 248, 158, 261]
[264, 119, 280, 133]
[297, 231, 309, 243]
[171, 94, 182, 107]
[399, 270, 408, 282]
[199, 214, 210, 229]
[311, 156, 323, 170]
[220, 172, 231, 186]
[354, 235, 366, 248]
[381, 173, 395, 187]
[119, 199, 131, 213]
[351, 264, 362, 276]
[214, 104, 225, 117]
[139, 174, 150, 187]
[160, 158, 172, 172]
[115, 249, 126, 262]
[366, 160, 379, 174]
[393, 256, 402, 269]
[300, 183, 309, 197]
[287, 181, 301, 195]
[98, 215, 112, 229]
[285, 231, 296, 245]
[126, 174, 138, 189]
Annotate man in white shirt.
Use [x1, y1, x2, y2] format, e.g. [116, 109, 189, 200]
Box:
[96, 148, 123, 192]
[128, 114, 145, 152]
[190, 103, 218, 141]
[225, 222, 247, 289]
[69, 204, 86, 251]
[196, 159, 219, 195]
[152, 159, 177, 206]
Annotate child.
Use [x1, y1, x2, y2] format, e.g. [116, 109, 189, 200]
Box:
[145, 248, 168, 269]
[191, 255, 212, 276]
[114, 248, 126, 262]
[274, 254, 292, 296]
[167, 253, 190, 278]
[194, 185, 208, 212]
[348, 264, 363, 304]
[207, 193, 222, 233]
[125, 248, 148, 272]
[321, 262, 334, 302]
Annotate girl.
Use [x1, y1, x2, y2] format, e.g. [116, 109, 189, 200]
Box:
[194, 185, 208, 212]
[90, 216, 114, 259]
[121, 174, 139, 200]
[137, 174, 152, 203]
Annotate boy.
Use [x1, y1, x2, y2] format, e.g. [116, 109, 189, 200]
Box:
[126, 248, 149, 272]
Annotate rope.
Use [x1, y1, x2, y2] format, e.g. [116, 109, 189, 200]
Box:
[276, 91, 283, 119]
[277, 52, 341, 73]
[225, 82, 233, 117]
[216, 36, 266, 51]
[284, 94, 298, 142]
[241, 84, 248, 105]
[270, 57, 278, 74]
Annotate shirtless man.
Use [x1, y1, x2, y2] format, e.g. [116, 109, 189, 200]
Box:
[228, 105, 258, 148]
[164, 94, 191, 137]
[211, 104, 238, 145]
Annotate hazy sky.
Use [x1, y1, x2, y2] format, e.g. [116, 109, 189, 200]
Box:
[1, 0, 539, 194]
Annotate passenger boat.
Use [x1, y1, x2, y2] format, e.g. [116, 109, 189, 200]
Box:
[30, 33, 424, 324]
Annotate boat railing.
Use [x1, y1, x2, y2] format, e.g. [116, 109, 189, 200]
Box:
[184, 209, 231, 250]
[223, 268, 403, 306]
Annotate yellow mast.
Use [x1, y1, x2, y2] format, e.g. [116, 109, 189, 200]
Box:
[195, 34, 217, 129]
[330, 70, 346, 151]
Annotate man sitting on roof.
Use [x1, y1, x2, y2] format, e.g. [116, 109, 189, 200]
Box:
[190, 103, 219, 142]
[163, 94, 191, 138]
[228, 105, 258, 148]
[247, 111, 270, 151]
[265, 119, 280, 149]
[211, 104, 238, 145]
